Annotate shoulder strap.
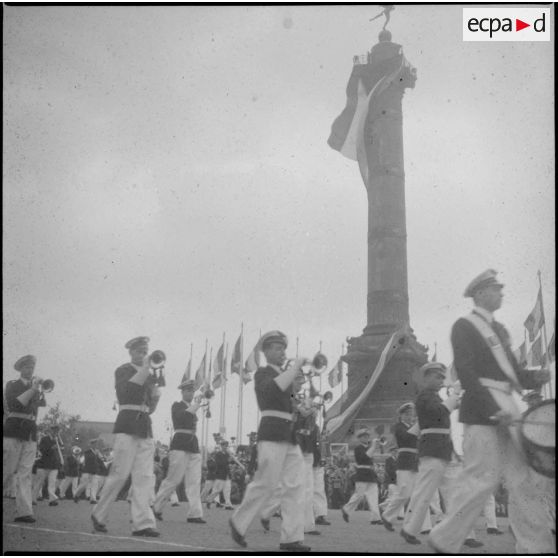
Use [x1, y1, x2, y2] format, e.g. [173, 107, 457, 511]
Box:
[462, 312, 521, 389]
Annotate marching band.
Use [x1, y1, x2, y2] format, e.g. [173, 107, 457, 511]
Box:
[2, 271, 556, 553]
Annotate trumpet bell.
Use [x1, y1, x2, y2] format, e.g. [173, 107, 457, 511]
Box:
[203, 388, 215, 400]
[149, 350, 166, 369]
[41, 379, 55, 393]
[322, 391, 333, 404]
[312, 352, 328, 372]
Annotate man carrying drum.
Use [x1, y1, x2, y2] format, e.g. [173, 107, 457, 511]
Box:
[429, 270, 552, 554]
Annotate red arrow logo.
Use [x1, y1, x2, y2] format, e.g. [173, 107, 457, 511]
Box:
[516, 19, 530, 31]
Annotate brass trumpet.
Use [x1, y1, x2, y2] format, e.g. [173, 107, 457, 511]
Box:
[148, 350, 166, 387]
[32, 377, 55, 393]
[194, 387, 215, 418]
[282, 352, 329, 375]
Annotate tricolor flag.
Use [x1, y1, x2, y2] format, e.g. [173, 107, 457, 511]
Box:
[212, 343, 226, 390]
[244, 344, 261, 375]
[524, 288, 545, 342]
[528, 336, 543, 367]
[328, 359, 343, 388]
[231, 334, 242, 376]
[194, 353, 206, 390]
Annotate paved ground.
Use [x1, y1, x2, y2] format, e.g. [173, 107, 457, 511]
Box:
[3, 497, 524, 554]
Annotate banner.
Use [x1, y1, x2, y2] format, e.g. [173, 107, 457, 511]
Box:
[524, 288, 545, 342]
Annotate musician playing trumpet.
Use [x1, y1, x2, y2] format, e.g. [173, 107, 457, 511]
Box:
[91, 336, 161, 538]
[3, 355, 46, 523]
[152, 376, 205, 524]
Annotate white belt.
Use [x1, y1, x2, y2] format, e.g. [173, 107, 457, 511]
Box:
[479, 378, 512, 394]
[421, 428, 450, 435]
[356, 465, 374, 469]
[174, 429, 195, 435]
[261, 410, 294, 421]
[119, 404, 149, 413]
[7, 412, 35, 421]
[399, 448, 418, 454]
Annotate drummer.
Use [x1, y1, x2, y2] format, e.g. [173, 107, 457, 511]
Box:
[429, 270, 552, 554]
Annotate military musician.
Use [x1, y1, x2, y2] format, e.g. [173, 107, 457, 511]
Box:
[33, 425, 63, 506]
[229, 331, 310, 552]
[429, 270, 553, 554]
[152, 377, 205, 523]
[3, 355, 45, 523]
[91, 336, 160, 537]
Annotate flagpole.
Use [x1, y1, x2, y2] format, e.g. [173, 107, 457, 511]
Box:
[218, 332, 226, 432]
[237, 323, 244, 443]
[202, 339, 208, 463]
[537, 270, 551, 399]
[221, 341, 228, 436]
[341, 343, 346, 398]
[205, 346, 213, 459]
[256, 328, 261, 426]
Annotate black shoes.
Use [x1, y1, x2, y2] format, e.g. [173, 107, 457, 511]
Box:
[14, 515, 36, 523]
[224, 505, 234, 510]
[261, 518, 270, 531]
[152, 508, 163, 521]
[229, 518, 247, 548]
[487, 528, 503, 535]
[171, 502, 180, 507]
[49, 501, 59, 506]
[341, 508, 349, 522]
[132, 528, 160, 537]
[400, 529, 421, 545]
[305, 530, 321, 535]
[464, 538, 484, 548]
[73, 496, 80, 503]
[371, 520, 383, 525]
[91, 514, 107, 533]
[89, 500, 97, 505]
[315, 516, 331, 525]
[381, 514, 394, 532]
[187, 517, 206, 524]
[279, 542, 311, 552]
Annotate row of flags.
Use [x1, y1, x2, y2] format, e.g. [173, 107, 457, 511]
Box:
[183, 330, 348, 393]
[515, 284, 555, 368]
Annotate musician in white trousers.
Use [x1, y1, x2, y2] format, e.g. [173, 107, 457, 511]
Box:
[33, 426, 63, 505]
[229, 331, 309, 552]
[429, 270, 553, 554]
[312, 445, 330, 525]
[91, 337, 160, 537]
[152, 377, 204, 523]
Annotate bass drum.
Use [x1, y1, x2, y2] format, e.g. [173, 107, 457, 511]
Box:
[519, 399, 555, 478]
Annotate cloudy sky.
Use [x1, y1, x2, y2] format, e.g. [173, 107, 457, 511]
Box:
[3, 4, 554, 443]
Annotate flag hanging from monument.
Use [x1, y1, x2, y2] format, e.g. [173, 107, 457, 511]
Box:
[325, 327, 404, 439]
[524, 288, 545, 342]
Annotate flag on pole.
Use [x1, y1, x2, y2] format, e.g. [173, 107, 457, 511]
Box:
[328, 359, 343, 388]
[212, 343, 226, 390]
[194, 353, 206, 390]
[528, 335, 543, 367]
[524, 288, 545, 342]
[244, 343, 261, 375]
[548, 329, 555, 362]
[231, 334, 242, 375]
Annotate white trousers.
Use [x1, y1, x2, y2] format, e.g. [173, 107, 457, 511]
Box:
[343, 482, 380, 521]
[312, 466, 328, 518]
[74, 472, 99, 501]
[430, 424, 555, 554]
[200, 479, 214, 502]
[3, 437, 36, 517]
[59, 476, 79, 498]
[302, 453, 316, 531]
[403, 457, 452, 536]
[33, 468, 59, 502]
[207, 478, 232, 506]
[232, 441, 304, 544]
[153, 450, 202, 518]
[260, 483, 282, 519]
[93, 433, 156, 531]
[483, 493, 498, 529]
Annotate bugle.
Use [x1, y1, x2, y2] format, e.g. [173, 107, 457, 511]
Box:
[32, 377, 55, 393]
[148, 350, 166, 387]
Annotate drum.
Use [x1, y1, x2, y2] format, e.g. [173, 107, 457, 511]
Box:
[519, 399, 555, 478]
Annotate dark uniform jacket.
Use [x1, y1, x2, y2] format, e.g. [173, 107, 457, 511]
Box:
[214, 450, 231, 480]
[96, 455, 109, 477]
[113, 363, 153, 438]
[64, 454, 80, 477]
[452, 313, 541, 426]
[294, 407, 317, 454]
[416, 388, 453, 462]
[247, 444, 258, 476]
[3, 379, 45, 441]
[36, 435, 61, 470]
[393, 421, 418, 472]
[169, 400, 199, 453]
[81, 448, 99, 475]
[206, 455, 217, 481]
[312, 427, 322, 468]
[255, 365, 296, 444]
[353, 443, 378, 483]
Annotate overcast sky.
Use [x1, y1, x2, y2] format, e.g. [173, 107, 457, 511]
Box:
[3, 4, 554, 443]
